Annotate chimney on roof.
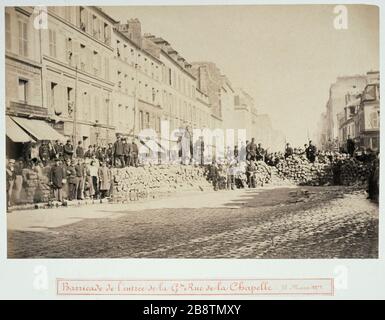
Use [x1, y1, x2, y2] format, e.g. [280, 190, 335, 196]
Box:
[119, 18, 142, 47]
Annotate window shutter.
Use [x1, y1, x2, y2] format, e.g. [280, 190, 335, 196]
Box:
[55, 84, 65, 115]
[46, 81, 52, 112]
[73, 40, 79, 68]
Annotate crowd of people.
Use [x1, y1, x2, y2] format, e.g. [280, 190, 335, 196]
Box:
[6, 134, 380, 208]
[6, 136, 143, 208]
[21, 137, 140, 168]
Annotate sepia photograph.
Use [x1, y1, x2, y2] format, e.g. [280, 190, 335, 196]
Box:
[5, 4, 379, 260]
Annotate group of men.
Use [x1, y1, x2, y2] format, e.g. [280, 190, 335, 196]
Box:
[245, 138, 266, 161]
[49, 157, 113, 203]
[284, 140, 318, 162]
[23, 136, 140, 169]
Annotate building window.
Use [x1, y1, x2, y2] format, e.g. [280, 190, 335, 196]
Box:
[370, 112, 379, 128]
[18, 20, 28, 57]
[103, 23, 110, 45]
[104, 57, 109, 81]
[92, 15, 98, 37]
[64, 7, 72, 23]
[169, 68, 172, 86]
[50, 82, 57, 110]
[49, 30, 57, 57]
[94, 96, 100, 122]
[66, 37, 73, 64]
[156, 116, 161, 132]
[5, 12, 11, 50]
[67, 87, 74, 116]
[139, 111, 144, 131]
[80, 44, 86, 71]
[18, 79, 28, 102]
[93, 51, 101, 76]
[145, 112, 150, 128]
[80, 7, 87, 31]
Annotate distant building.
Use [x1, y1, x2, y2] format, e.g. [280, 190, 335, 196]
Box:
[233, 88, 257, 140]
[325, 75, 367, 146]
[334, 71, 380, 152]
[113, 26, 163, 139]
[191, 62, 223, 124]
[357, 81, 380, 151]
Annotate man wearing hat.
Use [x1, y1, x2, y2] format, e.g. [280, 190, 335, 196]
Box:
[305, 140, 317, 163]
[50, 159, 65, 202]
[113, 136, 125, 168]
[130, 139, 139, 167]
[39, 141, 51, 166]
[75, 141, 85, 159]
[63, 139, 74, 161]
[66, 159, 77, 200]
[122, 138, 131, 167]
[75, 158, 86, 200]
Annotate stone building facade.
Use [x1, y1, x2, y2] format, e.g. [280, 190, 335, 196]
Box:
[318, 71, 380, 152]
[41, 6, 117, 146]
[6, 6, 285, 159]
[112, 26, 163, 139]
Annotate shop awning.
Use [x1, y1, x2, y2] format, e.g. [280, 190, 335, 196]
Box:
[11, 116, 66, 142]
[6, 116, 35, 143]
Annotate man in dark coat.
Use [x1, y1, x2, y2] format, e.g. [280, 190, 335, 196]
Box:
[246, 138, 257, 161]
[63, 140, 74, 160]
[122, 138, 131, 167]
[106, 143, 114, 166]
[75, 158, 85, 200]
[130, 140, 139, 167]
[52, 140, 64, 160]
[256, 143, 265, 161]
[346, 135, 355, 157]
[50, 159, 65, 202]
[66, 159, 77, 200]
[247, 160, 257, 188]
[208, 161, 219, 191]
[305, 140, 317, 163]
[84, 145, 94, 159]
[39, 141, 51, 166]
[75, 141, 84, 158]
[113, 136, 125, 167]
[284, 143, 293, 158]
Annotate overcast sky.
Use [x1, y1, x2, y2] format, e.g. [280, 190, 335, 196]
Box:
[103, 4, 379, 146]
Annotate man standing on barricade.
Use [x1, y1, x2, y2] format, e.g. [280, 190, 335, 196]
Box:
[63, 140, 74, 161]
[246, 138, 257, 161]
[113, 136, 125, 168]
[130, 139, 139, 167]
[123, 138, 131, 167]
[76, 141, 84, 159]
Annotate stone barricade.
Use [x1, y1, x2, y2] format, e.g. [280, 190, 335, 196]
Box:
[274, 155, 372, 186]
[110, 164, 213, 203]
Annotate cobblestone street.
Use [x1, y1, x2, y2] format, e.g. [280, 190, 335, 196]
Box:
[7, 186, 378, 259]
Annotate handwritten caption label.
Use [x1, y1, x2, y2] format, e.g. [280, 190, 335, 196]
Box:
[57, 278, 333, 296]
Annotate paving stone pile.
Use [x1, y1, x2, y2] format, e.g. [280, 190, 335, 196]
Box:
[252, 161, 293, 187]
[274, 154, 371, 186]
[111, 164, 212, 202]
[20, 168, 51, 204]
[339, 158, 373, 186]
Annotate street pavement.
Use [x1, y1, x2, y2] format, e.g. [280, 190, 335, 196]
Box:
[7, 186, 378, 259]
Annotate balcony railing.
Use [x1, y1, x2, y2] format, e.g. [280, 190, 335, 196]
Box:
[7, 101, 48, 118]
